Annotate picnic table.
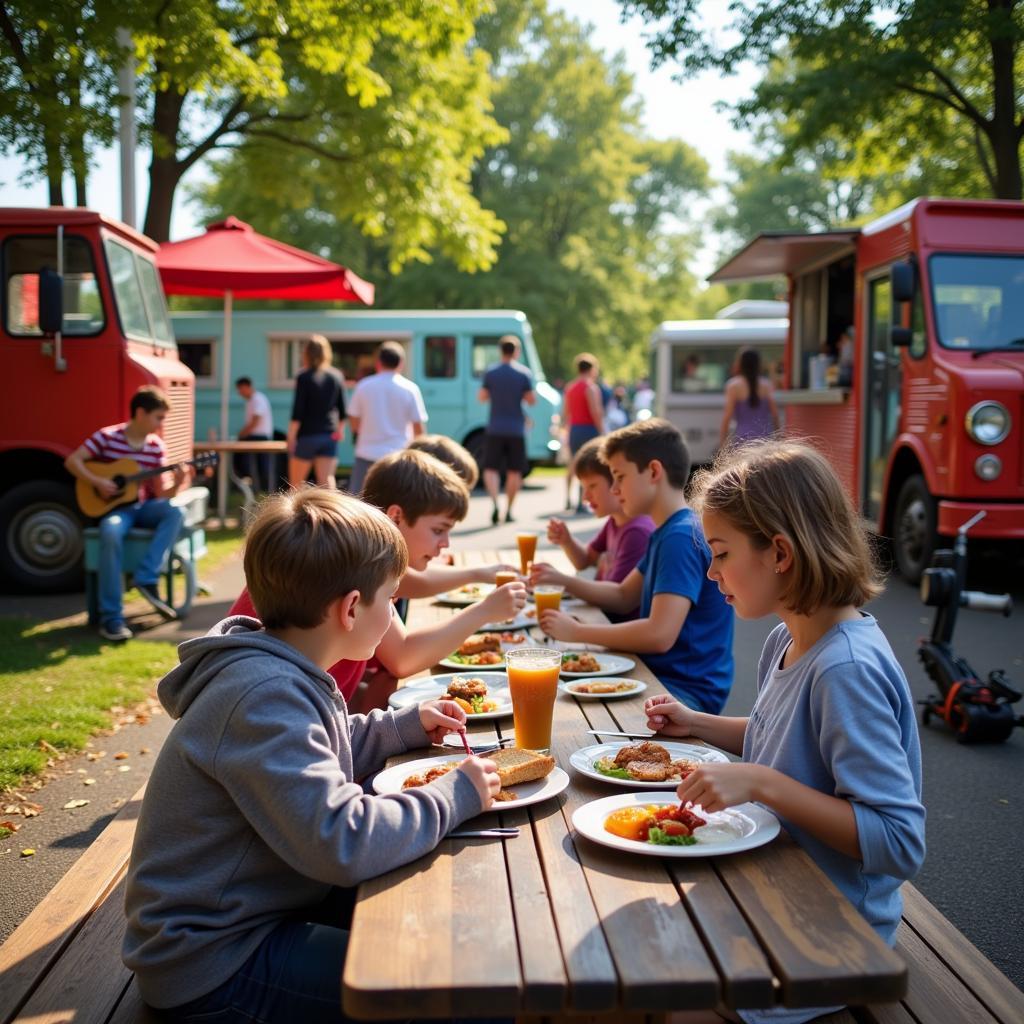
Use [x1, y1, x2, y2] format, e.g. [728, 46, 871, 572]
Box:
[342, 549, 909, 1021]
[192, 439, 288, 522]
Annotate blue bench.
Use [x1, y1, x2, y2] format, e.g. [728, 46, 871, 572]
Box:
[82, 487, 209, 625]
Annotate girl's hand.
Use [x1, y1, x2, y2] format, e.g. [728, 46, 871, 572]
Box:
[676, 763, 769, 814]
[477, 562, 517, 582]
[419, 699, 467, 745]
[480, 581, 527, 620]
[529, 562, 564, 587]
[539, 608, 578, 641]
[644, 695, 694, 737]
[547, 518, 570, 545]
[457, 755, 500, 809]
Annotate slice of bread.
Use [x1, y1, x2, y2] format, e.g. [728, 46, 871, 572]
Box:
[486, 747, 556, 787]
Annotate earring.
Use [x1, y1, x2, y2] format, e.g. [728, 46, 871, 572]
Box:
[774, 567, 781, 574]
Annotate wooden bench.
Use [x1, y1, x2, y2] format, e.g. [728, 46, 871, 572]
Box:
[82, 486, 208, 625]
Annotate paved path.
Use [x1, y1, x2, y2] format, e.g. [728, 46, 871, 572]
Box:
[2, 472, 1022, 991]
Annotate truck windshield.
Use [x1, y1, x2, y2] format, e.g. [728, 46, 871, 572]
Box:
[929, 254, 1024, 351]
[104, 237, 175, 346]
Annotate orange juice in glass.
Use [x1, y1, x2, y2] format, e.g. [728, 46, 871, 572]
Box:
[516, 532, 538, 575]
[533, 584, 563, 615]
[495, 570, 518, 588]
[506, 647, 562, 752]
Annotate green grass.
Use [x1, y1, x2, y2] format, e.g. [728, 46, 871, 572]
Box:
[529, 464, 568, 478]
[199, 523, 245, 571]
[0, 618, 179, 791]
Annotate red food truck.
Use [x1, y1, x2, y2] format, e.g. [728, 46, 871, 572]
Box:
[710, 197, 1024, 581]
[0, 207, 195, 592]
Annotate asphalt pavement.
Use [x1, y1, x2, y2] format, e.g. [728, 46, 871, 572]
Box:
[2, 469, 1022, 991]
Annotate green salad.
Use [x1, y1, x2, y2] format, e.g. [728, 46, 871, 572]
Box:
[594, 757, 633, 780]
[647, 827, 697, 846]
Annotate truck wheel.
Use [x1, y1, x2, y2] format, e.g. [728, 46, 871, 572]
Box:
[0, 480, 84, 592]
[463, 431, 486, 489]
[893, 474, 937, 584]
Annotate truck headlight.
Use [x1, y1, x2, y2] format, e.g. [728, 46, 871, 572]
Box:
[964, 401, 1010, 445]
[974, 454, 1002, 480]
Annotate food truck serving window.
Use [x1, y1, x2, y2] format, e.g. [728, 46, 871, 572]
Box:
[670, 344, 785, 394]
[104, 238, 174, 346]
[930, 254, 1024, 351]
[3, 235, 105, 337]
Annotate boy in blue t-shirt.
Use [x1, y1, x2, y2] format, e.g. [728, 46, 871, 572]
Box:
[538, 418, 734, 713]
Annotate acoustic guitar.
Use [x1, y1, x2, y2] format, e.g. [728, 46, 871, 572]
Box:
[76, 452, 219, 518]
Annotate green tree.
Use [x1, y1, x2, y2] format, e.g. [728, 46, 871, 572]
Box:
[618, 0, 1024, 199]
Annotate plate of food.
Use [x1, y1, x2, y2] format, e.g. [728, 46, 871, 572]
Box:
[474, 610, 535, 633]
[387, 673, 512, 720]
[373, 749, 570, 810]
[435, 583, 496, 606]
[438, 632, 529, 669]
[558, 652, 636, 677]
[570, 739, 728, 788]
[559, 677, 647, 701]
[572, 791, 779, 857]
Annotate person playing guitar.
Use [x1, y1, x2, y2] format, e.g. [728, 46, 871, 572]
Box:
[64, 386, 192, 641]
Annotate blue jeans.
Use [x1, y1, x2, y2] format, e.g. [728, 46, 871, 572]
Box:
[347, 456, 375, 494]
[98, 499, 185, 624]
[160, 916, 511, 1024]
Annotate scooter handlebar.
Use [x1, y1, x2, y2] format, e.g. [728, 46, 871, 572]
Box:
[960, 590, 1013, 616]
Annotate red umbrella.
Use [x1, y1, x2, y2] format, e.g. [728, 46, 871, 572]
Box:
[157, 216, 374, 443]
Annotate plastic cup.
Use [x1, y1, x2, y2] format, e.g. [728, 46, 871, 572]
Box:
[533, 585, 563, 615]
[495, 570, 518, 588]
[516, 533, 538, 575]
[506, 647, 562, 752]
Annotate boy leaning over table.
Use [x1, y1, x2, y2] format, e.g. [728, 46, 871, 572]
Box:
[532, 417, 735, 714]
[229, 449, 528, 709]
[122, 489, 505, 1024]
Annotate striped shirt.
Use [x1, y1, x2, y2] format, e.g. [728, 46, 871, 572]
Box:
[83, 424, 166, 502]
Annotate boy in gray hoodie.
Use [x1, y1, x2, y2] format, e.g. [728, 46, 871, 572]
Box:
[123, 488, 500, 1022]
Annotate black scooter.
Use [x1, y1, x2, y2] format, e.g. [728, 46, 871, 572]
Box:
[918, 511, 1021, 743]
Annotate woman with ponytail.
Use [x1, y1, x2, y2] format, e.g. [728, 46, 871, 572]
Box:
[719, 346, 779, 450]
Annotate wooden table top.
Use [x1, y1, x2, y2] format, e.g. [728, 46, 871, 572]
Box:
[193, 439, 289, 452]
[342, 550, 907, 1021]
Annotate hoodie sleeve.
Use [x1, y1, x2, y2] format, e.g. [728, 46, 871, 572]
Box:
[348, 704, 428, 778]
[213, 682, 482, 888]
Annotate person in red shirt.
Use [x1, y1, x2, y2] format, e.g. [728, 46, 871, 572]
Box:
[562, 353, 606, 512]
[231, 450, 526, 706]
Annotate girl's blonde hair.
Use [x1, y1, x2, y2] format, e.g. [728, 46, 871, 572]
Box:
[304, 334, 333, 371]
[691, 439, 883, 615]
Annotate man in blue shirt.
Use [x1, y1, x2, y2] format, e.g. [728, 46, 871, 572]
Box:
[535, 417, 734, 714]
[478, 336, 535, 524]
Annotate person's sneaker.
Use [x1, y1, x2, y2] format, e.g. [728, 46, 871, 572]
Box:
[135, 582, 178, 620]
[491, 506, 500, 525]
[99, 620, 133, 642]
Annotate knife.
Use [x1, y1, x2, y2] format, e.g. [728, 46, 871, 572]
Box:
[448, 828, 520, 839]
[586, 729, 656, 740]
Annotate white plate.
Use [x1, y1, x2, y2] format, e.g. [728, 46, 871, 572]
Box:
[387, 674, 512, 720]
[373, 754, 571, 811]
[559, 677, 648, 701]
[570, 741, 729, 788]
[572, 792, 780, 857]
[474, 611, 535, 632]
[435, 583, 496, 606]
[559, 653, 636, 678]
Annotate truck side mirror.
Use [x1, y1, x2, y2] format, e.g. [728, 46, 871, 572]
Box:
[38, 267, 64, 334]
[891, 326, 913, 348]
[890, 261, 915, 304]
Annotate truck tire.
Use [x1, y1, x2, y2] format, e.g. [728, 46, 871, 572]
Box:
[463, 431, 486, 489]
[893, 474, 937, 584]
[0, 480, 84, 592]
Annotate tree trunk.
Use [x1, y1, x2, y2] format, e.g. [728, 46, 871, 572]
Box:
[142, 86, 187, 241]
[67, 73, 88, 206]
[43, 127, 64, 206]
[987, 0, 1022, 199]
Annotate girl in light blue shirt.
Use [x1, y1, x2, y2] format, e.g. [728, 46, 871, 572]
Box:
[645, 439, 925, 1024]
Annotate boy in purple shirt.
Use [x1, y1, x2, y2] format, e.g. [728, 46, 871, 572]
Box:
[532, 438, 654, 619]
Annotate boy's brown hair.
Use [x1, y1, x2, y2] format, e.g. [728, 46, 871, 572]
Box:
[361, 448, 470, 524]
[130, 385, 170, 417]
[601, 417, 690, 489]
[244, 488, 408, 629]
[406, 434, 479, 488]
[573, 436, 611, 483]
[691, 439, 883, 615]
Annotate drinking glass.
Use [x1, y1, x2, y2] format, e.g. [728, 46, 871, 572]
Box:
[505, 647, 562, 752]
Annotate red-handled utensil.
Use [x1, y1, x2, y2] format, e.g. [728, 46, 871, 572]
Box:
[457, 729, 473, 757]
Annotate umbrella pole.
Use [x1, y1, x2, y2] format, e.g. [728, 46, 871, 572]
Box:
[218, 289, 233, 522]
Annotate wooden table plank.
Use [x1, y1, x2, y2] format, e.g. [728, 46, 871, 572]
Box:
[715, 838, 907, 1007]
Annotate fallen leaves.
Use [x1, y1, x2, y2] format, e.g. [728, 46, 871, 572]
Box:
[20, 849, 35, 857]
[63, 799, 90, 810]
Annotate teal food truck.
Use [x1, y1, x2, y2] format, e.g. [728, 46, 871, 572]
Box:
[169, 309, 561, 474]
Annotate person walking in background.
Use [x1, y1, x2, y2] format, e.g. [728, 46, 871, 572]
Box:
[479, 335, 535, 525]
[719, 346, 780, 451]
[234, 376, 274, 492]
[562, 353, 605, 512]
[633, 377, 654, 416]
[347, 341, 427, 493]
[287, 335, 345, 489]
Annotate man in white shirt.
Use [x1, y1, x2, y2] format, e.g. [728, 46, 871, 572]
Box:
[235, 377, 275, 491]
[346, 341, 427, 493]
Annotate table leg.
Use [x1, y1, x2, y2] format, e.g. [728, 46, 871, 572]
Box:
[217, 456, 228, 524]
